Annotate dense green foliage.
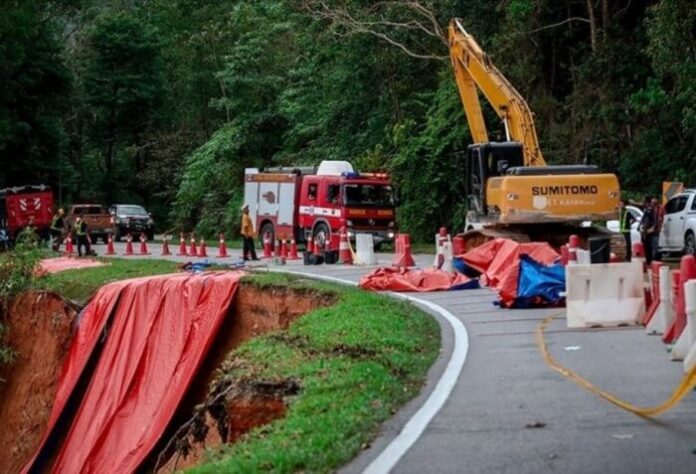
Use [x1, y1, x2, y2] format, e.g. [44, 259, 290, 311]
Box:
[0, 0, 693, 240]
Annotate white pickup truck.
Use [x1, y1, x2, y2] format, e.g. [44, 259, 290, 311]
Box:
[659, 189, 696, 255]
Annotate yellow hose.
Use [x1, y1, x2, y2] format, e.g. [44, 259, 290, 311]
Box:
[536, 315, 696, 417]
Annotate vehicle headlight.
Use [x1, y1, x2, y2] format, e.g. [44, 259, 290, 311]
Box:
[346, 220, 353, 227]
[387, 231, 395, 239]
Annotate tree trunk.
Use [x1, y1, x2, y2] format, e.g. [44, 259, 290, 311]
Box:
[586, 0, 597, 52]
[602, 0, 609, 42]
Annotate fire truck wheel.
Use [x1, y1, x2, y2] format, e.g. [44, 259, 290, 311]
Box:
[313, 223, 330, 249]
[260, 222, 275, 250]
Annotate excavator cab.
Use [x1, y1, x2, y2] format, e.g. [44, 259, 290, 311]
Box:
[467, 142, 524, 214]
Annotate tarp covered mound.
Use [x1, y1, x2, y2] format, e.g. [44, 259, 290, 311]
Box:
[458, 238, 560, 307]
[359, 267, 479, 292]
[515, 254, 565, 308]
[34, 257, 105, 276]
[24, 271, 242, 474]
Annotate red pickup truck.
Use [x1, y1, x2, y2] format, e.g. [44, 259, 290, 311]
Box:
[67, 204, 113, 244]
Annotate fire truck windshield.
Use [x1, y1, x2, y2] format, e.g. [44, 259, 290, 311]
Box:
[343, 184, 394, 207]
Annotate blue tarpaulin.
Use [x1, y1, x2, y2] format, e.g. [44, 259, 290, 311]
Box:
[513, 254, 565, 308]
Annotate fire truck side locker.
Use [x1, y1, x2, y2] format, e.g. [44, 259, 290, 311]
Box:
[244, 169, 301, 245]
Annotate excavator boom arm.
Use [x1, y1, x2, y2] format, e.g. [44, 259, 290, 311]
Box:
[448, 19, 546, 167]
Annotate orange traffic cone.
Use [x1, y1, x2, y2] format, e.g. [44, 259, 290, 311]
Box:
[139, 233, 150, 255]
[106, 233, 116, 255]
[124, 234, 134, 256]
[161, 234, 171, 256]
[177, 232, 188, 256]
[339, 227, 352, 265]
[65, 233, 75, 256]
[280, 239, 288, 258]
[198, 238, 208, 258]
[190, 234, 197, 256]
[392, 233, 415, 268]
[262, 232, 272, 259]
[217, 232, 229, 258]
[306, 236, 314, 255]
[288, 238, 300, 260]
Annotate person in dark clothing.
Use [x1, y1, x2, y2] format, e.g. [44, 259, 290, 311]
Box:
[75, 215, 91, 257]
[618, 200, 635, 262]
[50, 208, 66, 251]
[640, 196, 659, 264]
[650, 196, 663, 262]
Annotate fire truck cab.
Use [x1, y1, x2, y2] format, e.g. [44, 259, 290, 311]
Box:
[244, 161, 396, 249]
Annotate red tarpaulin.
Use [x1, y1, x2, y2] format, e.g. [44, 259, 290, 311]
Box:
[24, 271, 242, 474]
[34, 257, 105, 276]
[359, 267, 477, 292]
[458, 239, 559, 307]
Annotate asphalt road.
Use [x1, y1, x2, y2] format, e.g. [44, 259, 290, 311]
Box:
[97, 241, 696, 473]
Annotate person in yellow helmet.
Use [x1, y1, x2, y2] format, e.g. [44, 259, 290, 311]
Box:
[240, 204, 258, 261]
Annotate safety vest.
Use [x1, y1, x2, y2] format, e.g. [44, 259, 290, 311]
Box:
[76, 220, 87, 236]
[619, 209, 630, 232]
[51, 215, 63, 231]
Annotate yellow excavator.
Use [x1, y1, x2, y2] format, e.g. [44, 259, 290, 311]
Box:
[449, 18, 622, 251]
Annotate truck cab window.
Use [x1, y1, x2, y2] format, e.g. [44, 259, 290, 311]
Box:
[666, 196, 687, 214]
[307, 183, 318, 201]
[327, 184, 339, 204]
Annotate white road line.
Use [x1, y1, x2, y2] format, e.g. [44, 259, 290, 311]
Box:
[268, 269, 469, 474]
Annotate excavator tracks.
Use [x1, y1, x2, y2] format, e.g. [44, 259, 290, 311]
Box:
[458, 224, 627, 261]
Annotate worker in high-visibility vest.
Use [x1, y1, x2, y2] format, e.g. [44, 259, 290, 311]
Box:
[618, 199, 635, 262]
[50, 208, 66, 251]
[75, 215, 91, 257]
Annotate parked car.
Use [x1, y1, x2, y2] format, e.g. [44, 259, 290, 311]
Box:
[605, 205, 643, 249]
[109, 204, 155, 241]
[659, 190, 696, 255]
[67, 204, 112, 244]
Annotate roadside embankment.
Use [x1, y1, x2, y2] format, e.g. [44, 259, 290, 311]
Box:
[0, 291, 77, 474]
[0, 267, 439, 473]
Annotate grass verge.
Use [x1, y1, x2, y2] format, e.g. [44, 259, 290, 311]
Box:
[189, 271, 440, 473]
[38, 258, 178, 303]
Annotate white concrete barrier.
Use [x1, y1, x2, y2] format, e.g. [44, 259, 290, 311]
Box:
[678, 281, 696, 366]
[432, 233, 453, 272]
[646, 266, 674, 335]
[433, 241, 453, 273]
[354, 233, 376, 266]
[576, 249, 591, 265]
[566, 261, 645, 328]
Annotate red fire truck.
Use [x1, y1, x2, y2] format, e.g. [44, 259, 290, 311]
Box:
[0, 185, 55, 239]
[244, 161, 396, 249]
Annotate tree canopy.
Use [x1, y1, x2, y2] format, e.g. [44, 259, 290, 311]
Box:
[0, 0, 693, 240]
